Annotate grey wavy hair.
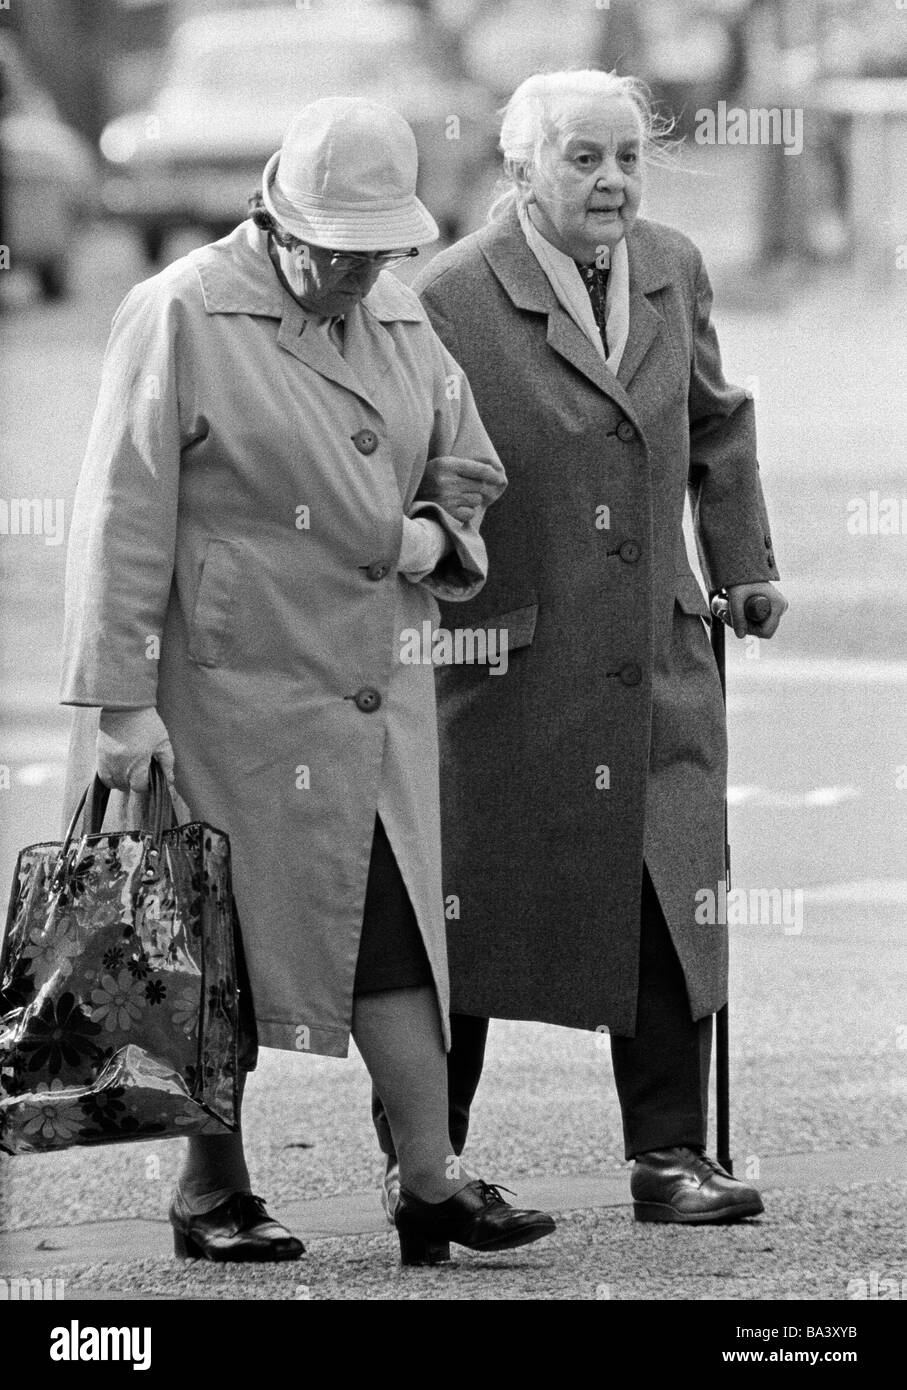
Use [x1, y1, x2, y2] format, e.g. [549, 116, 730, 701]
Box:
[489, 68, 669, 221]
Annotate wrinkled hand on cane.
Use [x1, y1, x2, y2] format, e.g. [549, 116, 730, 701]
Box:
[710, 592, 773, 630]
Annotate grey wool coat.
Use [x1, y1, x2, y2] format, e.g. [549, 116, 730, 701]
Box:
[60, 219, 500, 1058]
[413, 205, 780, 1037]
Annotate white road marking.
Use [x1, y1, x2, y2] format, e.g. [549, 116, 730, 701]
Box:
[726, 658, 907, 683]
[728, 785, 861, 807]
[803, 880, 907, 906]
[17, 763, 64, 787]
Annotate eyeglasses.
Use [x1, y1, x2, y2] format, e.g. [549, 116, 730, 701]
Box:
[328, 249, 419, 271]
[270, 228, 418, 272]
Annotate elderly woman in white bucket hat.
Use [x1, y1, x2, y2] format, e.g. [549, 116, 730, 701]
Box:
[60, 96, 551, 1266]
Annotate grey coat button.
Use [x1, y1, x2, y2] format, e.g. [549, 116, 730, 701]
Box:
[619, 663, 642, 686]
[365, 562, 389, 581]
[766, 551, 775, 568]
[619, 540, 641, 564]
[352, 429, 378, 455]
[616, 420, 636, 443]
[354, 687, 381, 712]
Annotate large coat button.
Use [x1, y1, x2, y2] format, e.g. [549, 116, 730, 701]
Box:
[619, 662, 642, 687]
[365, 562, 389, 581]
[766, 551, 775, 567]
[618, 540, 641, 564]
[352, 429, 378, 455]
[616, 420, 636, 443]
[354, 687, 381, 713]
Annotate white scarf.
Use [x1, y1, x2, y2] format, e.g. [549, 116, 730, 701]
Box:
[518, 204, 630, 376]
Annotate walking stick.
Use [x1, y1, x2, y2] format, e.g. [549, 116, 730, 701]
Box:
[709, 590, 771, 1176]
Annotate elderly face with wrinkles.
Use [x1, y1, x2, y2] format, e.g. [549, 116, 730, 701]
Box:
[522, 94, 644, 264]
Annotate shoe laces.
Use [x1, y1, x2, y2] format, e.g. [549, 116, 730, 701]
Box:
[477, 1180, 516, 1206]
[692, 1151, 728, 1178]
[235, 1192, 271, 1224]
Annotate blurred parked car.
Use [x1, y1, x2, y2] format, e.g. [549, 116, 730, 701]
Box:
[99, 4, 499, 262]
[0, 34, 96, 299]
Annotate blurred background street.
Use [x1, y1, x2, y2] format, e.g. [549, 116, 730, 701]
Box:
[1, 0, 906, 1299]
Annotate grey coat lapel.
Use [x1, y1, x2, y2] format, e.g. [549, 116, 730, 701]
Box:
[276, 300, 383, 416]
[481, 208, 674, 418]
[618, 229, 673, 387]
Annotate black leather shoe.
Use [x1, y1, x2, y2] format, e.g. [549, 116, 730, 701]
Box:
[170, 1188, 305, 1261]
[394, 1180, 556, 1265]
[380, 1160, 401, 1228]
[631, 1147, 764, 1224]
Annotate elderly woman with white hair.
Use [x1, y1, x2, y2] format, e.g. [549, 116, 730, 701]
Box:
[373, 69, 788, 1225]
[60, 95, 552, 1266]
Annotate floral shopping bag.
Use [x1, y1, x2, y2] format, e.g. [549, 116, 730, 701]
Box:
[0, 759, 256, 1153]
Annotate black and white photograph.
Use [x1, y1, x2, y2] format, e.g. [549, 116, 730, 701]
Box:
[0, 0, 904, 1346]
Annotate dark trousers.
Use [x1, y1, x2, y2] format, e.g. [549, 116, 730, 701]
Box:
[610, 866, 712, 1158]
[371, 865, 711, 1163]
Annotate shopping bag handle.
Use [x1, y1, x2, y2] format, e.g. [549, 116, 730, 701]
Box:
[60, 756, 177, 858]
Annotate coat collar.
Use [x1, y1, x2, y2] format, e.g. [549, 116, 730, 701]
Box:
[192, 220, 423, 414]
[195, 219, 425, 324]
[479, 205, 673, 416]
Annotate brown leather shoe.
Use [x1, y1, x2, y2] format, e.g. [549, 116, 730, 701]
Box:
[631, 1147, 765, 1224]
[170, 1188, 305, 1261]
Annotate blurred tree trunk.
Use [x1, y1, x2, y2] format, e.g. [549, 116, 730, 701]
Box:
[25, 0, 113, 138]
[590, 0, 646, 78]
[746, 0, 819, 264]
[9, 0, 171, 140]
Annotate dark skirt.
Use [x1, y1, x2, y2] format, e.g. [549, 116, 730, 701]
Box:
[353, 815, 433, 995]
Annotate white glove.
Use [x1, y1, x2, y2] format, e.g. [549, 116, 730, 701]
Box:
[399, 515, 451, 583]
[97, 707, 175, 792]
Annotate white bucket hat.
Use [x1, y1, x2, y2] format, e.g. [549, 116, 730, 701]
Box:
[261, 96, 439, 251]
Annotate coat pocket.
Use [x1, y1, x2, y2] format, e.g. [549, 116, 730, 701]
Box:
[469, 601, 538, 652]
[674, 571, 710, 618]
[187, 539, 240, 668]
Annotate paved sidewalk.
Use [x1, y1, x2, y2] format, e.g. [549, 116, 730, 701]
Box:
[2, 1143, 903, 1300]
